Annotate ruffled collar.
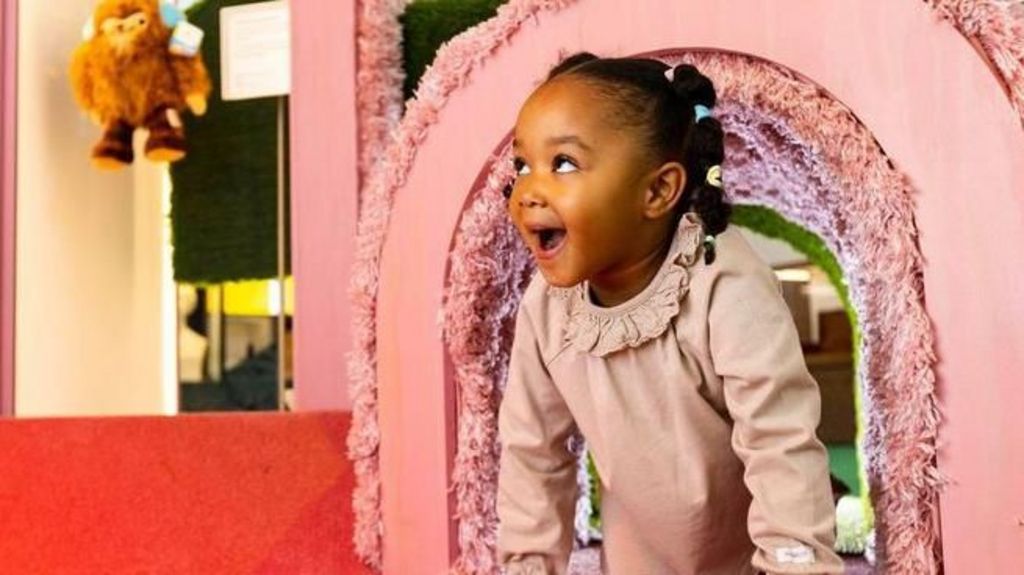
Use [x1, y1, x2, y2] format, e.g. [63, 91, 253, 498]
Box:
[548, 212, 704, 357]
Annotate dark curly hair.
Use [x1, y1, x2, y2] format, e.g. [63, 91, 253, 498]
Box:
[534, 52, 730, 264]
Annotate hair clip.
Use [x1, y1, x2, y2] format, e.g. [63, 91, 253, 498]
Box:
[694, 104, 712, 122]
[705, 165, 722, 188]
[702, 233, 717, 265]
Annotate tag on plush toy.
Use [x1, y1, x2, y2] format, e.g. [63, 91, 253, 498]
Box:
[82, 16, 95, 41]
[160, 0, 186, 28]
[169, 21, 204, 57]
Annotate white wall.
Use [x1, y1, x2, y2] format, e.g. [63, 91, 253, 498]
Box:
[15, 1, 173, 416]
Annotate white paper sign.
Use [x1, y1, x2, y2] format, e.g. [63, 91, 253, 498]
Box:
[220, 1, 291, 101]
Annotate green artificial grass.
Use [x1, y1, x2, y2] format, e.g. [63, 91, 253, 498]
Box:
[169, 0, 290, 283]
[826, 443, 862, 496]
[401, 0, 507, 100]
[587, 452, 602, 531]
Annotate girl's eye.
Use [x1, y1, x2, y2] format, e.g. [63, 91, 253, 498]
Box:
[553, 155, 578, 174]
[513, 158, 531, 176]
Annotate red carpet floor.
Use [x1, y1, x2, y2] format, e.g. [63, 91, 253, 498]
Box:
[0, 410, 878, 574]
[0, 411, 371, 574]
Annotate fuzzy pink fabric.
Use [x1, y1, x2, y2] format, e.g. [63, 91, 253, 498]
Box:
[443, 142, 598, 574]
[348, 1, 409, 570]
[347, 2, 576, 571]
[927, 0, 1024, 126]
[349, 1, 1024, 573]
[443, 49, 944, 574]
[680, 51, 944, 574]
[355, 0, 408, 189]
[443, 142, 534, 574]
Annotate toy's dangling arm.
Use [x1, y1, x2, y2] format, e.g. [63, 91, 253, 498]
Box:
[171, 55, 212, 116]
[69, 43, 101, 125]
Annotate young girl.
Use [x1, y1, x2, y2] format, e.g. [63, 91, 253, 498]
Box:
[496, 53, 845, 575]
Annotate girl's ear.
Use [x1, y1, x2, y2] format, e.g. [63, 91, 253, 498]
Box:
[644, 161, 686, 219]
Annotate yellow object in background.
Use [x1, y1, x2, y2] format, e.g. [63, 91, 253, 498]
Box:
[205, 277, 294, 317]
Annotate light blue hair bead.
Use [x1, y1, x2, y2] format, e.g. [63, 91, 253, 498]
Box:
[694, 104, 712, 122]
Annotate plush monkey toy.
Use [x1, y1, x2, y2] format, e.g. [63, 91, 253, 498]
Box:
[69, 0, 211, 170]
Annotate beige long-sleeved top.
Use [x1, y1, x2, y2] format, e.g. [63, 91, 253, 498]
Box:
[496, 213, 845, 575]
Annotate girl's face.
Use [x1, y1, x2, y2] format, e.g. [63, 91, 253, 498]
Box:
[509, 76, 664, 289]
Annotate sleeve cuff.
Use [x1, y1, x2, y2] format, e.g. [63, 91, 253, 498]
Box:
[503, 555, 553, 575]
[753, 542, 845, 574]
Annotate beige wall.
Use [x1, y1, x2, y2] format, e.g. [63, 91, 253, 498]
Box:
[15, 1, 173, 416]
[738, 227, 806, 268]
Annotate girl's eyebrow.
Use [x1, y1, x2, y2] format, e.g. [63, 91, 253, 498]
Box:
[512, 134, 593, 152]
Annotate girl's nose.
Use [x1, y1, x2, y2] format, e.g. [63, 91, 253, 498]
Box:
[517, 189, 546, 208]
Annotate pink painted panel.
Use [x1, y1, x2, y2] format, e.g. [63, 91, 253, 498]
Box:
[1, 0, 15, 417]
[289, 0, 358, 411]
[375, 0, 1024, 571]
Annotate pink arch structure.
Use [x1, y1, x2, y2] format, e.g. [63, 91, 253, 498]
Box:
[357, 0, 1024, 573]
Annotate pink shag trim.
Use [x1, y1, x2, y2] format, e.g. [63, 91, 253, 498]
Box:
[442, 149, 596, 572]
[926, 0, 1024, 126]
[348, 0, 407, 570]
[678, 51, 945, 574]
[347, 1, 576, 571]
[442, 47, 947, 573]
[442, 152, 533, 572]
[356, 0, 408, 187]
[351, 1, 1024, 572]
[442, 47, 950, 568]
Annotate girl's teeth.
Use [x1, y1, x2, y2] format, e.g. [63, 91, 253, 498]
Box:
[539, 229, 565, 251]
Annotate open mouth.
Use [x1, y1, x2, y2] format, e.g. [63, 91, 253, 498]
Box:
[530, 226, 567, 259]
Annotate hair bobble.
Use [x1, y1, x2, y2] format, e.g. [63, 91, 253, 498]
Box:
[702, 234, 717, 265]
[705, 165, 722, 188]
[664, 66, 714, 123]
